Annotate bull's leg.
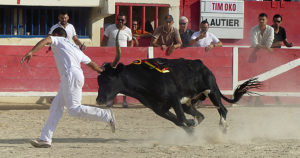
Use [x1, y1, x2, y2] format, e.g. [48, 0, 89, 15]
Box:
[208, 92, 228, 133]
[139, 99, 185, 126]
[170, 97, 195, 127]
[182, 104, 205, 126]
[153, 110, 183, 126]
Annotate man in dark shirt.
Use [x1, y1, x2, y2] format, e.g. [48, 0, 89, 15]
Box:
[271, 14, 293, 48]
[179, 16, 194, 47]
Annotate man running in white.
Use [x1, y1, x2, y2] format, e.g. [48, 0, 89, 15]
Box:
[21, 27, 115, 148]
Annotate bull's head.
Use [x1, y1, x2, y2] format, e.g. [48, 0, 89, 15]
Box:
[96, 30, 123, 105]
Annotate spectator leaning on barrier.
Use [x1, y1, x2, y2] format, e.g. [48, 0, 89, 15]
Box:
[48, 11, 86, 51]
[250, 13, 274, 52]
[101, 12, 132, 108]
[132, 19, 152, 47]
[271, 14, 293, 48]
[179, 16, 194, 48]
[151, 14, 182, 56]
[189, 20, 222, 52]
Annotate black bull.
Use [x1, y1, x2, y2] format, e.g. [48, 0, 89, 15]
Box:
[96, 58, 262, 132]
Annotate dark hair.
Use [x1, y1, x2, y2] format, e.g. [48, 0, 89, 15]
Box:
[59, 11, 68, 16]
[52, 27, 67, 37]
[117, 12, 127, 20]
[132, 19, 140, 25]
[273, 14, 282, 21]
[259, 13, 268, 18]
[201, 19, 209, 25]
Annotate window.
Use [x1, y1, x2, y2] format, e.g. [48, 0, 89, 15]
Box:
[0, 6, 89, 38]
[104, 3, 169, 33]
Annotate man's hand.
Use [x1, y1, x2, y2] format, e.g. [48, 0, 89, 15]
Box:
[80, 43, 86, 51]
[286, 42, 294, 47]
[256, 44, 273, 53]
[20, 52, 33, 64]
[196, 32, 206, 41]
[166, 45, 176, 56]
[205, 44, 214, 52]
[161, 45, 168, 51]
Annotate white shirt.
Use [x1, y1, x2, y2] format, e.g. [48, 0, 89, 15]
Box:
[251, 25, 274, 48]
[104, 24, 132, 47]
[49, 23, 77, 42]
[191, 31, 220, 47]
[50, 36, 91, 77]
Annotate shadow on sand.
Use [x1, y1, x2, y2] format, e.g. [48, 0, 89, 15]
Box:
[0, 137, 138, 145]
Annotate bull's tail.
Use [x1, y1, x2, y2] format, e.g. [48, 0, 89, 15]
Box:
[220, 78, 262, 103]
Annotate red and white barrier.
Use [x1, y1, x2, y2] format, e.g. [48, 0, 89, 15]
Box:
[0, 46, 299, 105]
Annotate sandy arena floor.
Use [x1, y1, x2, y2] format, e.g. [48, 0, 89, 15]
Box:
[0, 103, 300, 158]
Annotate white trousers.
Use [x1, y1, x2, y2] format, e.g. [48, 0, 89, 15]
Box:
[40, 68, 111, 143]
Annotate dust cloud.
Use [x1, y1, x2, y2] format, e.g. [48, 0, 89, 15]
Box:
[154, 107, 300, 145]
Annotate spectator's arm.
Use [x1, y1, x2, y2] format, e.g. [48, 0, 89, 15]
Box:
[251, 27, 259, 48]
[72, 35, 86, 50]
[72, 35, 82, 46]
[189, 32, 206, 46]
[189, 38, 198, 46]
[132, 36, 139, 46]
[283, 39, 293, 47]
[140, 33, 152, 38]
[128, 40, 133, 47]
[101, 35, 108, 47]
[214, 41, 222, 47]
[271, 41, 282, 48]
[150, 28, 161, 47]
[150, 36, 160, 47]
[211, 34, 222, 47]
[265, 27, 274, 48]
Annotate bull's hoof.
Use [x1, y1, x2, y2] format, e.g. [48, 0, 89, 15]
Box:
[185, 119, 196, 127]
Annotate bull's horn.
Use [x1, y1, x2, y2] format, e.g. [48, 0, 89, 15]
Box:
[111, 29, 121, 68]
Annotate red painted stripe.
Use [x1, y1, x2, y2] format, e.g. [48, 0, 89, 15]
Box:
[17, 0, 20, 4]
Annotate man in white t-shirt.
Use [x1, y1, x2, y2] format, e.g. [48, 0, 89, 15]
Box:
[251, 13, 274, 52]
[21, 27, 115, 148]
[101, 13, 132, 108]
[101, 13, 132, 47]
[48, 12, 86, 51]
[189, 20, 222, 51]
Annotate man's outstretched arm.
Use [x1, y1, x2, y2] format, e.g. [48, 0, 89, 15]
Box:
[87, 61, 103, 74]
[21, 37, 52, 64]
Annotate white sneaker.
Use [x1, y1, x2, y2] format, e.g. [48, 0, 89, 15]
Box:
[30, 139, 51, 148]
[107, 109, 116, 133]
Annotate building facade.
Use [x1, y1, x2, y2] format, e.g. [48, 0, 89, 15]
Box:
[0, 0, 180, 46]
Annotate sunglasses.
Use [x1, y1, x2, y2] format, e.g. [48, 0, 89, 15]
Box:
[180, 23, 187, 25]
[274, 20, 281, 23]
[117, 19, 125, 22]
[132, 24, 138, 25]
